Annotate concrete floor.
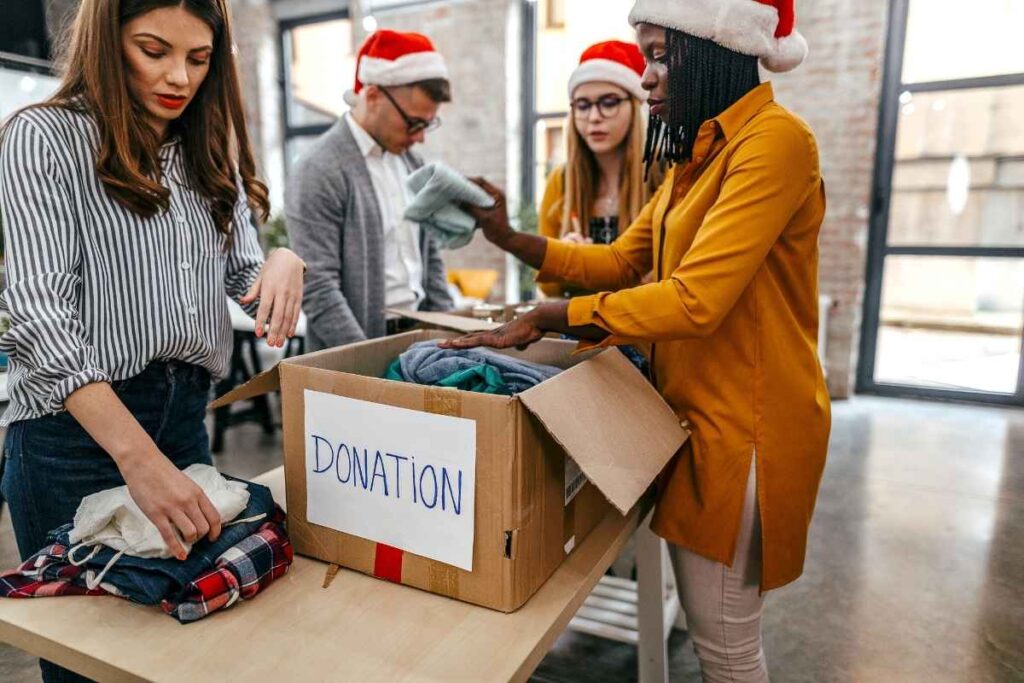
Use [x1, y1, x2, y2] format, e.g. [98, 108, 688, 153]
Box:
[0, 395, 1022, 682]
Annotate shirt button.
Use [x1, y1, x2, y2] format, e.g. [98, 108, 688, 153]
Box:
[180, 261, 191, 270]
[175, 214, 186, 225]
[188, 307, 197, 315]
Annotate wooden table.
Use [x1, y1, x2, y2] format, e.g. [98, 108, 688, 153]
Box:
[0, 468, 649, 682]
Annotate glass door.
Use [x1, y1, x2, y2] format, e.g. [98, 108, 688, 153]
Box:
[859, 0, 1024, 405]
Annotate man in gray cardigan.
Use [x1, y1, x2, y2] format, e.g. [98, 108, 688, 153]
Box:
[286, 30, 455, 351]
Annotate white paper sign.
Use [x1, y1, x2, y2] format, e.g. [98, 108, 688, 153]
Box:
[304, 389, 476, 571]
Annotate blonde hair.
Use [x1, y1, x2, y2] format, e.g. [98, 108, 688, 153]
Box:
[558, 97, 653, 238]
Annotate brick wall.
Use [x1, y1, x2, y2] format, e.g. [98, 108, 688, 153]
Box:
[230, 0, 285, 209]
[771, 0, 890, 397]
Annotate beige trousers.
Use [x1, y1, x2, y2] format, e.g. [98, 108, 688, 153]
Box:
[668, 457, 769, 682]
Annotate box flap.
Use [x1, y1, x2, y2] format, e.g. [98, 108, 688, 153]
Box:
[208, 364, 281, 409]
[386, 308, 501, 334]
[518, 349, 689, 514]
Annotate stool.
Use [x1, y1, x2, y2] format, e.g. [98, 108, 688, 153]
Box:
[212, 329, 274, 453]
[211, 300, 307, 453]
[567, 511, 686, 683]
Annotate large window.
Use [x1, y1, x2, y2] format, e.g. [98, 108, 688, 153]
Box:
[524, 0, 636, 204]
[860, 0, 1024, 404]
[280, 11, 356, 171]
[0, 54, 59, 120]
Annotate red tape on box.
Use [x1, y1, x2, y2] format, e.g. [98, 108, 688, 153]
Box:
[373, 543, 404, 583]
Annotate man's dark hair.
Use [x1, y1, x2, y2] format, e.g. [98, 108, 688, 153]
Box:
[410, 78, 452, 103]
[644, 30, 760, 172]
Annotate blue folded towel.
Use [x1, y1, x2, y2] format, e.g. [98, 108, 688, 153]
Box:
[392, 340, 562, 394]
[404, 162, 496, 250]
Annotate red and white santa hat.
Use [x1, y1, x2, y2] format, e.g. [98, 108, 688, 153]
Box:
[568, 40, 648, 102]
[343, 30, 449, 106]
[628, 0, 807, 73]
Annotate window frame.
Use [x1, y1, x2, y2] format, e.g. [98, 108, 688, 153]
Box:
[857, 0, 1024, 405]
[278, 9, 353, 164]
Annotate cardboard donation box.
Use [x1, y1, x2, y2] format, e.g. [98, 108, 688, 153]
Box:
[212, 312, 689, 612]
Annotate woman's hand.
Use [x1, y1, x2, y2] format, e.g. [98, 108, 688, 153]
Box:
[465, 178, 516, 248]
[240, 248, 305, 348]
[438, 308, 550, 351]
[439, 301, 608, 350]
[438, 315, 545, 352]
[118, 449, 222, 561]
[463, 177, 548, 270]
[65, 382, 223, 562]
[562, 232, 593, 245]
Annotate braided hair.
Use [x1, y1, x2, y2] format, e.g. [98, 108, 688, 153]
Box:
[644, 29, 761, 174]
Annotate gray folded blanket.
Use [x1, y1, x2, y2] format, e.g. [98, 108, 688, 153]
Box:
[391, 340, 562, 394]
[404, 162, 496, 250]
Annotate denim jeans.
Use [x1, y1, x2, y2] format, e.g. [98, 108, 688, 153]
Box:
[1, 360, 214, 683]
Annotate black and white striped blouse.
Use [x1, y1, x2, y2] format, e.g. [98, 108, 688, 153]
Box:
[0, 105, 265, 426]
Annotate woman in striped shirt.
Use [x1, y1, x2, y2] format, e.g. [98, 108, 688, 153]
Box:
[0, 0, 304, 626]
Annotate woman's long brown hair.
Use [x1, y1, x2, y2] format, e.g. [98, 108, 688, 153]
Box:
[24, 0, 269, 238]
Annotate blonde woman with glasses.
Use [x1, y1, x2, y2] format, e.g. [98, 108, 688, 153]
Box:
[538, 40, 660, 298]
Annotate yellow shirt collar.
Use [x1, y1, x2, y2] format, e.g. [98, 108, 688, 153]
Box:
[711, 82, 776, 142]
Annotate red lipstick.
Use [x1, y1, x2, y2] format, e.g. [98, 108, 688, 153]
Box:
[156, 94, 187, 110]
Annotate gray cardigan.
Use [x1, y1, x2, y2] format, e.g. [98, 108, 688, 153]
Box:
[285, 119, 454, 351]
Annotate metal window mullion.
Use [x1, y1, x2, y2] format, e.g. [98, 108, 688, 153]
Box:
[901, 72, 1024, 94]
[857, 0, 911, 394]
[521, 0, 538, 206]
[884, 246, 1024, 258]
[869, 383, 1024, 407]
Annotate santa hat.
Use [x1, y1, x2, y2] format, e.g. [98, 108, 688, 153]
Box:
[343, 30, 449, 107]
[628, 0, 807, 73]
[568, 40, 648, 102]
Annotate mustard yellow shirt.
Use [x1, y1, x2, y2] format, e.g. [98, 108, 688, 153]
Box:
[537, 166, 567, 298]
[538, 83, 830, 590]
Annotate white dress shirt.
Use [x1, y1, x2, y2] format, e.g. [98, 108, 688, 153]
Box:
[345, 113, 425, 314]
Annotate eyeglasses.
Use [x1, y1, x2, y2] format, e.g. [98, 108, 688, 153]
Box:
[379, 87, 442, 134]
[571, 95, 628, 120]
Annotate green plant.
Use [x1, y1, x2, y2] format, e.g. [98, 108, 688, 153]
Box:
[261, 213, 289, 253]
[514, 203, 539, 302]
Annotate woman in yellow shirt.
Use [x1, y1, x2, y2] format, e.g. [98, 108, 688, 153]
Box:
[537, 40, 656, 298]
[446, 1, 829, 680]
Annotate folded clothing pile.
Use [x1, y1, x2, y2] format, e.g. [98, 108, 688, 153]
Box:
[0, 468, 292, 624]
[385, 340, 562, 395]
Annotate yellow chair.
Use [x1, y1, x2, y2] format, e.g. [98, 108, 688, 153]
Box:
[447, 269, 499, 300]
